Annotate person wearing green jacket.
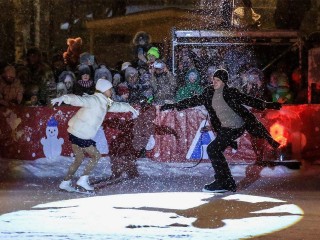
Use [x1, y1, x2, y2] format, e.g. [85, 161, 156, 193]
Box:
[175, 69, 204, 102]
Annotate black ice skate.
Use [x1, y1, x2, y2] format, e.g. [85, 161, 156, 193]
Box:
[202, 179, 237, 193]
[91, 174, 126, 189]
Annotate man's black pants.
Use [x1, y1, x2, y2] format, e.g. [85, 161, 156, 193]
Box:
[207, 126, 245, 181]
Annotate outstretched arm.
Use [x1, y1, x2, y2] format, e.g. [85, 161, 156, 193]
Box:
[109, 102, 139, 118]
[229, 88, 282, 110]
[160, 93, 205, 112]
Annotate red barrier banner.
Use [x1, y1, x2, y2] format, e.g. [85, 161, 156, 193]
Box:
[1, 105, 320, 162]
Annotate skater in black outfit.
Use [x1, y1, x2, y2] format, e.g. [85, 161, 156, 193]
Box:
[160, 69, 282, 193]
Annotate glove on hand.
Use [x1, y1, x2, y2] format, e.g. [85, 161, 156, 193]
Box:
[265, 102, 282, 110]
[51, 96, 65, 106]
[160, 104, 176, 111]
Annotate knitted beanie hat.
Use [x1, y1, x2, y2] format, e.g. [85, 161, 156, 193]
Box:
[94, 65, 112, 83]
[147, 47, 160, 59]
[96, 79, 113, 93]
[213, 69, 229, 84]
[78, 64, 91, 76]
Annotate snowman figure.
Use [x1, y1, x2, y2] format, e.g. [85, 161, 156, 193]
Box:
[41, 117, 64, 159]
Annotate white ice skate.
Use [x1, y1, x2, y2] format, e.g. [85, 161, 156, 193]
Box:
[76, 175, 94, 191]
[59, 179, 94, 195]
[59, 180, 77, 192]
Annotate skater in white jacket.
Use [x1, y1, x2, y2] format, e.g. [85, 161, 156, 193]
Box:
[51, 78, 138, 192]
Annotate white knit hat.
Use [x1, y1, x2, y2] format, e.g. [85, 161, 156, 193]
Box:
[96, 79, 113, 93]
[121, 62, 132, 71]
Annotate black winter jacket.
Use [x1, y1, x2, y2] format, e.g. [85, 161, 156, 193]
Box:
[175, 85, 277, 145]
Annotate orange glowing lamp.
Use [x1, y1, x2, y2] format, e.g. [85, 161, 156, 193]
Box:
[270, 122, 288, 148]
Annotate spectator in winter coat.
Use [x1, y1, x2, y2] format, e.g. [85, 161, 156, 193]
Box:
[25, 47, 55, 105]
[94, 65, 112, 84]
[193, 48, 215, 81]
[266, 71, 278, 101]
[241, 67, 268, 100]
[111, 69, 123, 88]
[175, 69, 203, 102]
[74, 64, 95, 96]
[132, 31, 152, 68]
[23, 85, 41, 106]
[146, 46, 160, 74]
[267, 71, 293, 104]
[176, 50, 197, 89]
[125, 66, 143, 104]
[273, 74, 293, 104]
[121, 61, 132, 74]
[150, 60, 177, 104]
[56, 71, 76, 97]
[79, 52, 98, 76]
[15, 64, 36, 105]
[139, 72, 154, 100]
[136, 64, 148, 80]
[51, 79, 138, 192]
[160, 69, 282, 193]
[95, 64, 122, 102]
[51, 53, 66, 83]
[115, 83, 130, 102]
[0, 65, 24, 106]
[39, 68, 57, 105]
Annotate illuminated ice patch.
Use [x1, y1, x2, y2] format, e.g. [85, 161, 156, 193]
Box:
[0, 193, 303, 240]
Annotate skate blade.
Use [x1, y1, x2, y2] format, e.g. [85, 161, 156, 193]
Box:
[90, 176, 113, 185]
[75, 186, 96, 194]
[202, 188, 228, 193]
[59, 188, 95, 195]
[93, 176, 127, 189]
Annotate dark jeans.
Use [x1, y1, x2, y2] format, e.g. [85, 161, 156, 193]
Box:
[207, 126, 245, 181]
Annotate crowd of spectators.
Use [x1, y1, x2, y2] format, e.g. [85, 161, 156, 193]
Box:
[0, 31, 308, 108]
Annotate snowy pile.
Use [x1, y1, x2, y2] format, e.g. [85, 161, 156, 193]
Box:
[0, 156, 304, 180]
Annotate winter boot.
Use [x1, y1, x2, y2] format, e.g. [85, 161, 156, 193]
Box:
[59, 180, 76, 192]
[76, 175, 94, 191]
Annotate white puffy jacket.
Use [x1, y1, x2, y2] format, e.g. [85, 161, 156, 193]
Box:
[62, 93, 138, 139]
